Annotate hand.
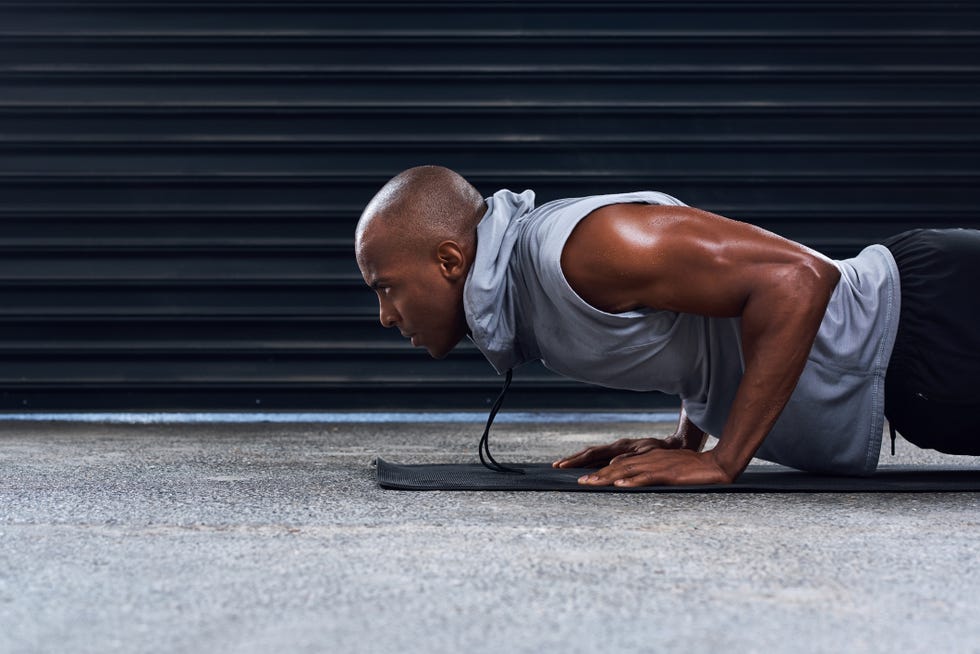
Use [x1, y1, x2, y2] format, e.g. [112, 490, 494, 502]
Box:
[577, 448, 732, 487]
[552, 437, 678, 469]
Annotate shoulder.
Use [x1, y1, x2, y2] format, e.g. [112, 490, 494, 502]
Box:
[522, 192, 687, 258]
[563, 202, 671, 250]
[513, 192, 693, 310]
[559, 202, 684, 313]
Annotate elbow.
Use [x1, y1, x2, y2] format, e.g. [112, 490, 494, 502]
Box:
[806, 255, 841, 306]
[811, 252, 841, 289]
[783, 254, 840, 312]
[745, 255, 839, 330]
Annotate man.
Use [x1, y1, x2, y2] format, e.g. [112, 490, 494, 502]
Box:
[355, 165, 980, 486]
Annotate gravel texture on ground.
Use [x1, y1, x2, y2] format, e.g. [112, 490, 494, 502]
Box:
[1, 418, 978, 654]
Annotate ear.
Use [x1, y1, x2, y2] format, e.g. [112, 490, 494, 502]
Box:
[435, 240, 467, 281]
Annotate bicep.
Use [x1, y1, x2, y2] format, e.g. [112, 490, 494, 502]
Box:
[561, 204, 836, 317]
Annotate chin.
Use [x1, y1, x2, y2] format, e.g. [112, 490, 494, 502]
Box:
[427, 346, 450, 359]
[426, 339, 459, 360]
[425, 331, 465, 359]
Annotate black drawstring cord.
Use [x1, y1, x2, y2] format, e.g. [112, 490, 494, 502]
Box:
[478, 369, 524, 474]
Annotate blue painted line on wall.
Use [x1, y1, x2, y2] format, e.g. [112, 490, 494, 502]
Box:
[0, 411, 679, 424]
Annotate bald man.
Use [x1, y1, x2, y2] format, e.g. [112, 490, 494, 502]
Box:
[355, 165, 980, 486]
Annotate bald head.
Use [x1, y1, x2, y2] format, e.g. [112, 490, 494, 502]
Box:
[355, 165, 486, 259]
[354, 166, 485, 358]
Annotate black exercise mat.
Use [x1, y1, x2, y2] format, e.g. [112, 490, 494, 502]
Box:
[375, 459, 980, 492]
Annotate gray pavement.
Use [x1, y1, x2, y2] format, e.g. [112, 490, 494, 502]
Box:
[1, 417, 978, 654]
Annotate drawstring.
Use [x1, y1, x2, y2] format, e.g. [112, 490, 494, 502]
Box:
[478, 369, 524, 474]
[889, 423, 897, 456]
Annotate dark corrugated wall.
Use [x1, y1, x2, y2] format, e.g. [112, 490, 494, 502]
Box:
[1, 1, 978, 410]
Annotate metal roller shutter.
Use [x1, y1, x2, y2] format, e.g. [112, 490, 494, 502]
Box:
[1, 1, 978, 410]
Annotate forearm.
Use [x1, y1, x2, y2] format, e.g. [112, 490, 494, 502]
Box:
[708, 265, 839, 480]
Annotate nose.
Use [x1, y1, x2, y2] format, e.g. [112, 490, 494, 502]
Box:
[379, 299, 400, 329]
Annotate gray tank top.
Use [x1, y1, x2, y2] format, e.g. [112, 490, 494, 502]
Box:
[464, 189, 901, 475]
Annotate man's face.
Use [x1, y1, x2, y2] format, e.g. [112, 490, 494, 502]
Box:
[356, 230, 469, 359]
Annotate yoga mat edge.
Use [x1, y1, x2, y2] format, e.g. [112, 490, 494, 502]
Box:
[375, 458, 980, 493]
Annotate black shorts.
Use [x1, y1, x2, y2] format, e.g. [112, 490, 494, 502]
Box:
[881, 228, 980, 455]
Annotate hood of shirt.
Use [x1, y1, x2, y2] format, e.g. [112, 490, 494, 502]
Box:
[463, 188, 536, 374]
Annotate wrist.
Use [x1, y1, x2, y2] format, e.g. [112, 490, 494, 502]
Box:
[704, 447, 738, 483]
[668, 428, 708, 452]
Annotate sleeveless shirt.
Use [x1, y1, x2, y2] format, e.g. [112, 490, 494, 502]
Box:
[463, 189, 901, 475]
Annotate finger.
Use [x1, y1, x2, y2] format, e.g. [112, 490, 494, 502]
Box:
[577, 461, 638, 486]
[608, 444, 657, 464]
[554, 453, 597, 468]
[553, 449, 599, 468]
[609, 450, 642, 464]
[552, 446, 595, 466]
[553, 443, 621, 468]
[588, 463, 670, 487]
[556, 455, 608, 468]
[613, 471, 666, 488]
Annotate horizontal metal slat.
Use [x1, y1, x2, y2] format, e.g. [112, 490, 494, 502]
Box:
[0, 0, 976, 10]
[4, 135, 977, 147]
[2, 2, 977, 40]
[3, 106, 976, 145]
[5, 139, 975, 178]
[3, 35, 975, 70]
[0, 205, 972, 221]
[0, 286, 372, 318]
[0, 1, 974, 7]
[0, 386, 674, 412]
[3, 101, 978, 113]
[2, 174, 977, 219]
[5, 79, 975, 107]
[3, 30, 979, 40]
[0, 209, 970, 254]
[4, 171, 976, 182]
[0, 354, 517, 385]
[5, 64, 979, 77]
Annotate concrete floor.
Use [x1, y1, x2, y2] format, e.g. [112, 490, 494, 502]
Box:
[1, 417, 978, 654]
